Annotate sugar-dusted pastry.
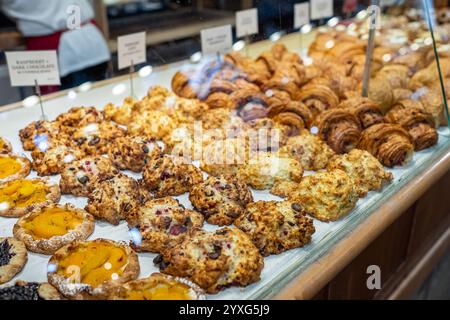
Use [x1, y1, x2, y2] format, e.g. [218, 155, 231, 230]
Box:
[315, 109, 362, 154]
[297, 84, 339, 116]
[385, 103, 438, 151]
[0, 137, 12, 154]
[189, 175, 253, 226]
[110, 273, 205, 300]
[60, 156, 118, 197]
[287, 169, 359, 222]
[31, 145, 81, 176]
[156, 228, 264, 294]
[48, 239, 140, 300]
[13, 204, 95, 255]
[127, 197, 204, 253]
[0, 178, 60, 218]
[327, 149, 393, 197]
[0, 154, 31, 183]
[142, 154, 203, 197]
[277, 129, 335, 171]
[337, 97, 385, 129]
[55, 106, 104, 128]
[234, 201, 315, 256]
[0, 281, 61, 300]
[358, 123, 414, 167]
[85, 173, 150, 225]
[104, 96, 137, 125]
[0, 238, 28, 284]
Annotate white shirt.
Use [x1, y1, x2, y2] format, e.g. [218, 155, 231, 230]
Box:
[1, 0, 111, 76]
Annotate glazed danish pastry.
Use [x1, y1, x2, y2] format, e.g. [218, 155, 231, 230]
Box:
[0, 154, 31, 183]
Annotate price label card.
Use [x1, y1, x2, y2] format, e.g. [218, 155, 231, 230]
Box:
[201, 25, 233, 56]
[5, 51, 60, 87]
[294, 2, 310, 29]
[236, 8, 259, 38]
[117, 31, 147, 70]
[311, 0, 334, 20]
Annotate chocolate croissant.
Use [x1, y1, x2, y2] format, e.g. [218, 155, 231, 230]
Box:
[337, 97, 385, 129]
[268, 100, 313, 136]
[385, 103, 438, 151]
[297, 84, 340, 117]
[315, 109, 362, 154]
[358, 123, 414, 167]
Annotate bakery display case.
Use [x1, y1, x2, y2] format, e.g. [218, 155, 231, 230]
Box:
[1, 1, 450, 301]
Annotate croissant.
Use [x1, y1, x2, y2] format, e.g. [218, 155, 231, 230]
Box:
[297, 84, 340, 117]
[268, 100, 313, 136]
[393, 88, 413, 103]
[377, 64, 410, 89]
[337, 97, 385, 129]
[171, 70, 199, 99]
[364, 76, 395, 114]
[419, 89, 448, 127]
[358, 123, 414, 167]
[315, 109, 362, 154]
[233, 90, 270, 122]
[385, 103, 438, 150]
[225, 52, 271, 85]
[263, 62, 306, 99]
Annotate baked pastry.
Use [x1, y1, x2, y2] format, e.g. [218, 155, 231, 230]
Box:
[142, 154, 203, 197]
[110, 273, 205, 300]
[297, 84, 339, 116]
[189, 175, 253, 226]
[0, 238, 27, 284]
[72, 122, 126, 156]
[104, 96, 137, 125]
[0, 137, 12, 154]
[0, 281, 61, 300]
[418, 89, 448, 127]
[337, 97, 385, 129]
[385, 103, 438, 151]
[0, 178, 60, 218]
[377, 64, 410, 89]
[127, 197, 204, 253]
[287, 169, 359, 222]
[108, 135, 162, 172]
[234, 201, 315, 256]
[315, 109, 362, 154]
[327, 149, 393, 197]
[55, 106, 104, 128]
[47, 239, 140, 300]
[85, 173, 150, 225]
[128, 109, 177, 140]
[13, 204, 95, 255]
[365, 76, 394, 113]
[277, 129, 335, 171]
[267, 99, 313, 136]
[19, 120, 63, 151]
[0, 155, 31, 183]
[245, 118, 289, 152]
[31, 145, 81, 176]
[358, 123, 414, 167]
[156, 227, 264, 294]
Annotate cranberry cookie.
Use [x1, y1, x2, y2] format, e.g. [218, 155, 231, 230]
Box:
[72, 122, 126, 156]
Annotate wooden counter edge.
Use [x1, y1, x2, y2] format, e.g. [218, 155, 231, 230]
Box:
[273, 149, 450, 300]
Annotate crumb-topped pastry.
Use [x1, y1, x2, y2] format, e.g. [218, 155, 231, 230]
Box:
[110, 273, 205, 300]
[60, 156, 118, 197]
[0, 178, 60, 218]
[287, 169, 359, 222]
[127, 197, 204, 253]
[0, 281, 62, 300]
[108, 135, 163, 173]
[327, 149, 393, 197]
[31, 145, 81, 176]
[47, 239, 140, 300]
[85, 173, 150, 225]
[0, 154, 31, 183]
[234, 201, 315, 256]
[142, 154, 203, 197]
[0, 238, 28, 284]
[156, 227, 264, 294]
[189, 175, 253, 226]
[13, 204, 95, 255]
[0, 137, 12, 154]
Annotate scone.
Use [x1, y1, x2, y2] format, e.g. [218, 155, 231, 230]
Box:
[277, 129, 335, 171]
[0, 238, 28, 284]
[189, 175, 253, 226]
[0, 281, 62, 300]
[85, 173, 150, 225]
[327, 149, 393, 197]
[156, 227, 264, 294]
[47, 239, 140, 300]
[55, 106, 104, 128]
[31, 145, 81, 176]
[13, 204, 95, 254]
[108, 135, 163, 172]
[142, 154, 203, 197]
[0, 137, 12, 154]
[0, 155, 31, 183]
[234, 201, 315, 256]
[127, 197, 204, 253]
[60, 156, 118, 197]
[0, 178, 61, 218]
[287, 169, 359, 222]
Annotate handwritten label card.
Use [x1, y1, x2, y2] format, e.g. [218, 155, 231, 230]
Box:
[294, 3, 310, 29]
[5, 51, 60, 86]
[311, 0, 334, 20]
[236, 8, 259, 38]
[117, 32, 147, 70]
[201, 25, 233, 56]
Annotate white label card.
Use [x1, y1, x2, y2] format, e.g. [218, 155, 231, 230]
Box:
[5, 51, 60, 87]
[117, 32, 147, 70]
[201, 25, 233, 56]
[311, 0, 334, 20]
[236, 8, 259, 38]
[294, 3, 310, 29]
